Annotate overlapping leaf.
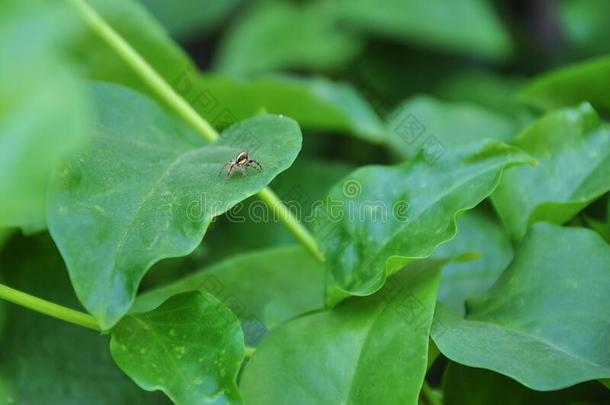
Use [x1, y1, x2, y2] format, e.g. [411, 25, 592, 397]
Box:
[240, 259, 443, 405]
[134, 245, 324, 345]
[521, 55, 610, 113]
[491, 103, 610, 239]
[48, 83, 302, 328]
[387, 95, 515, 160]
[434, 207, 513, 315]
[111, 291, 244, 405]
[314, 140, 532, 305]
[433, 224, 610, 390]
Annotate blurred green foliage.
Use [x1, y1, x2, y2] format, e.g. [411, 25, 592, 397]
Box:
[1, 0, 610, 403]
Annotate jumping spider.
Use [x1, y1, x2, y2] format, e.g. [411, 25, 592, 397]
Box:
[219, 151, 262, 177]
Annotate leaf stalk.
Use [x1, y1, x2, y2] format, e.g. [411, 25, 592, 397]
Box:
[0, 283, 101, 332]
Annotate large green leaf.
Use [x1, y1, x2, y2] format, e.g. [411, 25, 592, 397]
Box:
[433, 223, 610, 390]
[332, 0, 512, 60]
[0, 234, 167, 404]
[314, 140, 532, 305]
[491, 103, 610, 239]
[215, 1, 361, 76]
[521, 55, 610, 113]
[0, 0, 89, 230]
[48, 83, 302, 329]
[434, 207, 513, 315]
[442, 362, 610, 405]
[134, 245, 324, 344]
[387, 95, 515, 160]
[69, 0, 385, 142]
[111, 291, 244, 405]
[240, 259, 443, 405]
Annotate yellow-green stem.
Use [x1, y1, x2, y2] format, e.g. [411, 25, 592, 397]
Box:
[0, 283, 101, 332]
[421, 382, 442, 405]
[68, 0, 324, 263]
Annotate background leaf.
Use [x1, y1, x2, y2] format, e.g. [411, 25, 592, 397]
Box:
[386, 95, 516, 160]
[215, 1, 362, 76]
[111, 291, 244, 404]
[521, 55, 610, 114]
[434, 207, 514, 315]
[442, 362, 610, 405]
[134, 245, 324, 345]
[315, 140, 532, 304]
[492, 103, 610, 239]
[138, 0, 243, 40]
[68, 0, 386, 142]
[433, 223, 610, 390]
[48, 83, 301, 328]
[240, 259, 443, 405]
[0, 234, 167, 404]
[560, 0, 610, 56]
[332, 0, 512, 60]
[0, 1, 89, 230]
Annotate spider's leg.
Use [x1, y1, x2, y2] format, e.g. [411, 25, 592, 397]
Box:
[248, 159, 262, 171]
[218, 161, 231, 176]
[228, 163, 239, 178]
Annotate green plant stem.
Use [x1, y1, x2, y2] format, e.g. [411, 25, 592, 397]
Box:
[68, 0, 324, 263]
[0, 283, 101, 332]
[420, 382, 442, 405]
[67, 0, 218, 143]
[257, 188, 325, 262]
[245, 347, 256, 360]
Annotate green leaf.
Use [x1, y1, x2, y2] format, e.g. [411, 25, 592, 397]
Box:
[434, 207, 514, 315]
[240, 259, 443, 405]
[333, 0, 512, 60]
[521, 55, 610, 113]
[134, 245, 324, 344]
[560, 0, 610, 56]
[387, 95, 516, 160]
[69, 0, 385, 142]
[137, 0, 243, 40]
[314, 140, 532, 305]
[0, 1, 89, 230]
[111, 291, 244, 405]
[215, 1, 362, 76]
[48, 83, 302, 328]
[442, 362, 610, 405]
[491, 103, 610, 239]
[436, 71, 534, 125]
[0, 234, 167, 404]
[433, 223, 610, 390]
